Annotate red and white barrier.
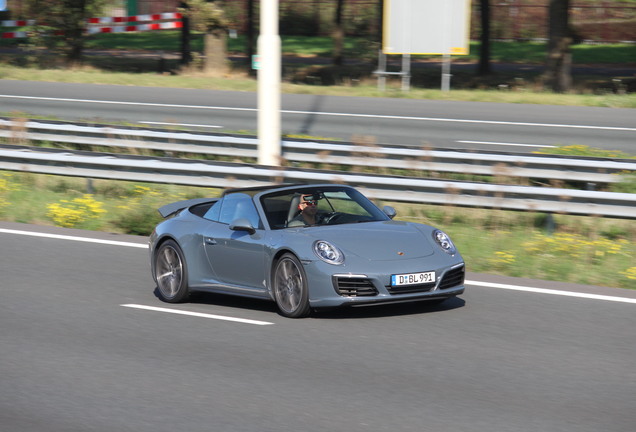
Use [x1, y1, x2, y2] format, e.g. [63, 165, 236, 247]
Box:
[86, 12, 181, 24]
[1, 19, 35, 27]
[1, 13, 181, 38]
[87, 20, 183, 34]
[2, 31, 27, 39]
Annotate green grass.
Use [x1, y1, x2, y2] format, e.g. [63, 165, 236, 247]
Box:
[2, 26, 635, 65]
[535, 145, 636, 159]
[385, 201, 636, 289]
[74, 34, 636, 65]
[1, 170, 634, 289]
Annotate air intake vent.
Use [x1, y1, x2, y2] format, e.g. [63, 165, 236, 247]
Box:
[387, 282, 436, 294]
[333, 276, 378, 297]
[439, 265, 465, 290]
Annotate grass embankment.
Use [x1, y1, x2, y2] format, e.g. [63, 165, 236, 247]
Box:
[1, 171, 635, 289]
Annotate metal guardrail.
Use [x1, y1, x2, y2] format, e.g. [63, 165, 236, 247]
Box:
[2, 118, 635, 185]
[1, 144, 635, 219]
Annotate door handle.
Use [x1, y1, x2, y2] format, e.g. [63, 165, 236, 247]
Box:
[205, 238, 217, 245]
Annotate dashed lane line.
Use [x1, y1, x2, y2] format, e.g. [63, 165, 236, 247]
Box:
[121, 304, 274, 325]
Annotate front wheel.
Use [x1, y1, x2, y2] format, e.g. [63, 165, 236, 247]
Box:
[154, 239, 190, 303]
[272, 253, 310, 318]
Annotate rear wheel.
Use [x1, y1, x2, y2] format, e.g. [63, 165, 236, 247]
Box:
[272, 253, 310, 318]
[154, 239, 190, 303]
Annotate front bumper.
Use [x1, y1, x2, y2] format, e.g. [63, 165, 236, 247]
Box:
[305, 259, 466, 309]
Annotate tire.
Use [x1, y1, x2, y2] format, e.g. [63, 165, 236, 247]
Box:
[154, 239, 190, 303]
[272, 253, 311, 318]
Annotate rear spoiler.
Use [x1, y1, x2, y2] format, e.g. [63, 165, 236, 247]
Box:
[158, 198, 218, 218]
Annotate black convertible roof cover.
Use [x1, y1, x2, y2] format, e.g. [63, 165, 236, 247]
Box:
[222, 183, 302, 197]
[158, 197, 218, 218]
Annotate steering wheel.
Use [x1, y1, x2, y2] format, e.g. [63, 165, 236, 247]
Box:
[322, 212, 344, 225]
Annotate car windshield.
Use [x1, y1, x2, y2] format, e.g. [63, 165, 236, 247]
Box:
[260, 186, 389, 229]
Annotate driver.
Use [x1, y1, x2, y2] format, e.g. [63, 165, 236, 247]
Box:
[288, 194, 320, 227]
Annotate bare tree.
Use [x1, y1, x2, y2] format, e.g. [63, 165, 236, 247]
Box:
[543, 0, 572, 92]
[478, 0, 491, 76]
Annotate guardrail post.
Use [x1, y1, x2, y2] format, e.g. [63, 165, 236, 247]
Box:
[545, 213, 555, 235]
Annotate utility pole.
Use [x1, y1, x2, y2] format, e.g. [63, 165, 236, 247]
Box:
[257, 0, 281, 166]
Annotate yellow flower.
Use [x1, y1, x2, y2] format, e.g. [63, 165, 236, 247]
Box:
[621, 267, 636, 281]
[47, 194, 106, 228]
[490, 251, 516, 267]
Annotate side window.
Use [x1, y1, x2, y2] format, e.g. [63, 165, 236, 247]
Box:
[218, 193, 261, 229]
[203, 199, 222, 221]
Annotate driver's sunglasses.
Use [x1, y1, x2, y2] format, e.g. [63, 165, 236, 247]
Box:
[303, 199, 317, 206]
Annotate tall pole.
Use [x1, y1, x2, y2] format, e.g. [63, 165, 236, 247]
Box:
[127, 0, 138, 16]
[247, 0, 255, 76]
[257, 0, 282, 166]
[441, 0, 452, 92]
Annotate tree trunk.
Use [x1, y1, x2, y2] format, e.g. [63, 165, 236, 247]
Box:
[333, 0, 345, 66]
[64, 0, 88, 67]
[66, 26, 85, 67]
[204, 29, 228, 75]
[478, 0, 491, 76]
[544, 0, 572, 93]
[180, 2, 192, 65]
[247, 0, 255, 75]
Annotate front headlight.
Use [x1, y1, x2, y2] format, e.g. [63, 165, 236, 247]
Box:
[313, 240, 344, 265]
[432, 230, 457, 255]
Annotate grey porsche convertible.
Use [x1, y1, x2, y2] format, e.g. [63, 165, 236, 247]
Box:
[150, 184, 465, 318]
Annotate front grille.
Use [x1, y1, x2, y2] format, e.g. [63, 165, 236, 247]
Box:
[387, 282, 436, 294]
[439, 265, 465, 290]
[333, 276, 378, 297]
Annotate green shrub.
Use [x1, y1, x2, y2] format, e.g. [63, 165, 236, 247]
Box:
[611, 173, 636, 193]
[112, 206, 162, 236]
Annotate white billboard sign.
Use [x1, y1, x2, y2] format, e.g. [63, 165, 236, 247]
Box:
[383, 0, 472, 55]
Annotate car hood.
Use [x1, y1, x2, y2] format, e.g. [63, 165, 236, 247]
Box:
[302, 221, 436, 261]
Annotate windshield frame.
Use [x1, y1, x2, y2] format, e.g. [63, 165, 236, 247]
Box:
[258, 185, 390, 230]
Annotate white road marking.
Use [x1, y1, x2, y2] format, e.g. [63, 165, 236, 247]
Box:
[2, 94, 635, 132]
[466, 280, 636, 304]
[121, 304, 274, 325]
[0, 228, 148, 248]
[2, 228, 633, 305]
[457, 140, 557, 148]
[139, 121, 222, 129]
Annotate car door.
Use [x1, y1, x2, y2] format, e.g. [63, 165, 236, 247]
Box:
[203, 193, 267, 292]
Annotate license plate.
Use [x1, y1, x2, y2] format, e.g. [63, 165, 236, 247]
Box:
[391, 271, 436, 286]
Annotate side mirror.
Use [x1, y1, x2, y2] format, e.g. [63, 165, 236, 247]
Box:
[383, 206, 397, 219]
[230, 218, 256, 234]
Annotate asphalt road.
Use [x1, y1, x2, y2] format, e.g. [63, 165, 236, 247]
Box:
[1, 222, 635, 432]
[1, 80, 635, 155]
